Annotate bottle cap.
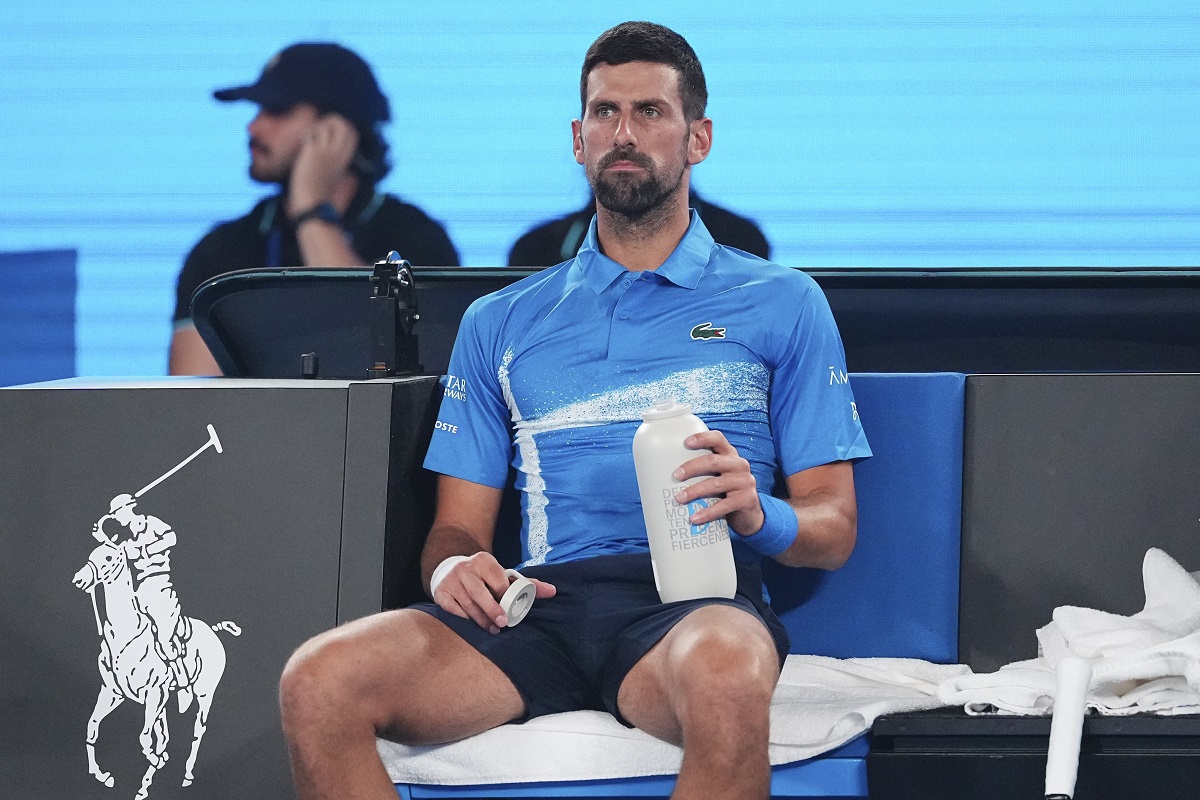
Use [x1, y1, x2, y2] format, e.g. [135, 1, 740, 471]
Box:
[641, 397, 692, 421]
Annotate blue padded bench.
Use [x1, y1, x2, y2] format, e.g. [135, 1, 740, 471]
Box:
[395, 372, 965, 799]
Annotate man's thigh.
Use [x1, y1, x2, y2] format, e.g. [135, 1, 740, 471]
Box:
[304, 607, 527, 745]
[410, 599, 605, 721]
[614, 604, 782, 744]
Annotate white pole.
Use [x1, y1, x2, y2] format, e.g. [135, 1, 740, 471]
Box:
[1044, 656, 1093, 799]
[88, 586, 102, 636]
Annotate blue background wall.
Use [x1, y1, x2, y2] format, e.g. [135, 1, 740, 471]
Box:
[1, 1, 1198, 379]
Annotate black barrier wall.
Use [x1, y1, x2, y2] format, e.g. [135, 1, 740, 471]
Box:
[6, 371, 1200, 797]
[960, 373, 1200, 671]
[192, 267, 1200, 379]
[0, 376, 438, 800]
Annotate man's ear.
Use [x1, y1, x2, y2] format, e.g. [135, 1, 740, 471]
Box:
[688, 117, 713, 166]
[572, 119, 585, 165]
[352, 152, 376, 178]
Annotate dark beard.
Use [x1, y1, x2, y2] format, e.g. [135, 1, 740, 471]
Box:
[248, 136, 288, 184]
[589, 149, 684, 219]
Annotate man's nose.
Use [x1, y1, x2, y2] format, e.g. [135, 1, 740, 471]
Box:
[613, 112, 637, 148]
[247, 111, 267, 136]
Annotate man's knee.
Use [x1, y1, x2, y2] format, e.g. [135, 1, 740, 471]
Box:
[280, 630, 348, 729]
[279, 610, 423, 729]
[668, 612, 779, 711]
[281, 609, 526, 747]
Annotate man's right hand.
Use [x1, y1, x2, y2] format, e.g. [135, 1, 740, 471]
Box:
[286, 113, 359, 218]
[431, 552, 556, 634]
[91, 516, 117, 544]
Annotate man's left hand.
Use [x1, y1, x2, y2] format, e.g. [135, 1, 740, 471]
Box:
[669, 430, 764, 536]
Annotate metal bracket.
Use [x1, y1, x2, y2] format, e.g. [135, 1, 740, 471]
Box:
[367, 251, 421, 378]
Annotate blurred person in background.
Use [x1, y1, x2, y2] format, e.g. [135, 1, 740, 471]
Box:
[509, 190, 769, 266]
[170, 42, 459, 375]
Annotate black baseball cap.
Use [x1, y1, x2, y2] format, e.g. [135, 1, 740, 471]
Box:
[213, 43, 390, 128]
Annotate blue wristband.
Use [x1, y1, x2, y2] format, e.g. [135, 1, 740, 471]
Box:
[733, 492, 798, 557]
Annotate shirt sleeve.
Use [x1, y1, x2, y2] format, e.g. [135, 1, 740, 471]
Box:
[174, 239, 212, 323]
[397, 216, 460, 267]
[358, 200, 460, 267]
[173, 215, 260, 323]
[422, 299, 513, 488]
[767, 276, 871, 476]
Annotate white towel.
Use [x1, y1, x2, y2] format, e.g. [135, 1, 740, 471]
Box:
[937, 548, 1200, 717]
[379, 655, 968, 786]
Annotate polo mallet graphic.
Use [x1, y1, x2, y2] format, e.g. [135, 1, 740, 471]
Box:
[135, 423, 223, 499]
[88, 582, 102, 637]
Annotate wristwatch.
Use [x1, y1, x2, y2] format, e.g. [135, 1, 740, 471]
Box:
[292, 202, 341, 228]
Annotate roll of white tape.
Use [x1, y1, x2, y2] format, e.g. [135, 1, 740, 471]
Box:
[500, 569, 536, 627]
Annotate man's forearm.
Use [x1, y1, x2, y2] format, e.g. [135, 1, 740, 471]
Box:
[146, 530, 177, 556]
[772, 494, 856, 570]
[419, 525, 492, 595]
[765, 461, 858, 571]
[295, 220, 369, 268]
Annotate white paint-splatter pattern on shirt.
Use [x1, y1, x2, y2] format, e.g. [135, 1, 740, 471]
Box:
[501, 356, 769, 564]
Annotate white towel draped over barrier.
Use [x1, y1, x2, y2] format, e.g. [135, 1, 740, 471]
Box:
[938, 548, 1200, 716]
[379, 657, 967, 786]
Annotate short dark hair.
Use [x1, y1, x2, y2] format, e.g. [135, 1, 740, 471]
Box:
[580, 21, 708, 122]
[348, 122, 391, 183]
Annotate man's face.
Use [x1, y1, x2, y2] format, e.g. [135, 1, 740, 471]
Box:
[573, 61, 711, 218]
[113, 503, 137, 526]
[246, 102, 321, 184]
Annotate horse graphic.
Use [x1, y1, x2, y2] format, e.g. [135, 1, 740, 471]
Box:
[73, 539, 240, 800]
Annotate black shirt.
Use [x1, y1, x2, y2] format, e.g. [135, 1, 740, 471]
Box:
[174, 187, 459, 322]
[507, 193, 771, 267]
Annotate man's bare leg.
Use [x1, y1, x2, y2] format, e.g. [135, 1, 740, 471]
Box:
[617, 605, 780, 800]
[280, 608, 525, 800]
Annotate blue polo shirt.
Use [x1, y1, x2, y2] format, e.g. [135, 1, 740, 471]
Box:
[425, 212, 870, 567]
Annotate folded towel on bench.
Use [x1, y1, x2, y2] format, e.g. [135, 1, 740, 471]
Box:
[938, 548, 1200, 716]
[379, 655, 967, 785]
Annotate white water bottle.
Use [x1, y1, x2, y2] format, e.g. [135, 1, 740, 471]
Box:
[633, 398, 737, 603]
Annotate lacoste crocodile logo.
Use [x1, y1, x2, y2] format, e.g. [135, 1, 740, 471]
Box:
[690, 322, 726, 341]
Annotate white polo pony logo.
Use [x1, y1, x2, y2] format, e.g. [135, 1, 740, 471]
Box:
[71, 425, 241, 800]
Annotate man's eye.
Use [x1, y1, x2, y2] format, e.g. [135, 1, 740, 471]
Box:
[597, 107, 613, 117]
[642, 108, 659, 117]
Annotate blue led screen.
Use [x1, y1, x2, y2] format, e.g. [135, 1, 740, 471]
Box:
[1, 2, 1198, 376]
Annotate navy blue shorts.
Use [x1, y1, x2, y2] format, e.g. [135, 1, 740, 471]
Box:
[411, 552, 790, 725]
